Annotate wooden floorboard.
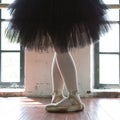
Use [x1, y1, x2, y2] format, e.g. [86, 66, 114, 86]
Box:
[0, 97, 120, 120]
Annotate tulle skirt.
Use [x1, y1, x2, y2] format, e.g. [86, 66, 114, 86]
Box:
[6, 0, 110, 52]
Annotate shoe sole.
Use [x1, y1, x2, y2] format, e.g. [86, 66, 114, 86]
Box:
[46, 104, 84, 113]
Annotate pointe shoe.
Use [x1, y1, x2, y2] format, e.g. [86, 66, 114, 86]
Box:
[51, 94, 64, 103]
[46, 95, 84, 113]
[51, 91, 65, 103]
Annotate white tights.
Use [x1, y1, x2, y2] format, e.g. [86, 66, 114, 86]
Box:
[51, 51, 79, 97]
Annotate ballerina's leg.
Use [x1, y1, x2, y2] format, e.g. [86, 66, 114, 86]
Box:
[46, 49, 84, 112]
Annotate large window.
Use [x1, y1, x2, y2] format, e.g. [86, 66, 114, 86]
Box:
[94, 0, 120, 89]
[0, 0, 25, 89]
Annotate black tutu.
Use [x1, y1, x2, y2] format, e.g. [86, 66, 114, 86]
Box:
[6, 0, 110, 52]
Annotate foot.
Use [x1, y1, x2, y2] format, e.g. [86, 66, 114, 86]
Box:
[46, 94, 84, 112]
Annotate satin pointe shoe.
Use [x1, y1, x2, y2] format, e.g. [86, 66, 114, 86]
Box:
[45, 93, 84, 113]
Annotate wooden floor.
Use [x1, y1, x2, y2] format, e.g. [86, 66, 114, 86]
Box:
[0, 97, 120, 120]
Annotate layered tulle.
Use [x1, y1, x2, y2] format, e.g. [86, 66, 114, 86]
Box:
[6, 0, 110, 52]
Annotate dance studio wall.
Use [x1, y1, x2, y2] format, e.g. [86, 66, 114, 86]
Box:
[24, 46, 91, 97]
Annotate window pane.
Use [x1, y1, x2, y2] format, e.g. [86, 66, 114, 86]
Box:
[1, 8, 11, 19]
[1, 0, 14, 3]
[99, 54, 119, 84]
[103, 0, 119, 4]
[1, 0, 15, 19]
[1, 21, 20, 50]
[99, 24, 119, 52]
[1, 53, 20, 82]
[106, 9, 119, 21]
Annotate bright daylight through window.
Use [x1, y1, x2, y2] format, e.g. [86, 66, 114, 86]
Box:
[0, 0, 24, 89]
[94, 0, 120, 89]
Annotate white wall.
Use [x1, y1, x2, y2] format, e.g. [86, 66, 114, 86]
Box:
[24, 46, 92, 97]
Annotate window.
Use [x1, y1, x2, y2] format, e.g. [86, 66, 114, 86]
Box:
[94, 0, 120, 89]
[0, 0, 25, 89]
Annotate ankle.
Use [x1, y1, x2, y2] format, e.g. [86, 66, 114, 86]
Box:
[53, 90, 63, 96]
[68, 90, 78, 96]
[68, 90, 82, 102]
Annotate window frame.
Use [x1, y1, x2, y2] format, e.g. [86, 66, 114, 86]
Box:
[0, 2, 25, 89]
[94, 2, 120, 89]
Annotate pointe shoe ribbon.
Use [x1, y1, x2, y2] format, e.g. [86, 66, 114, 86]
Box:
[51, 90, 65, 103]
[51, 94, 64, 103]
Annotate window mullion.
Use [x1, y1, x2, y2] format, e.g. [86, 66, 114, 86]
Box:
[20, 46, 25, 86]
[94, 42, 100, 88]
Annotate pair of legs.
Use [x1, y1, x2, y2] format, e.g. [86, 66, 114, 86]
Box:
[52, 51, 78, 101]
[45, 50, 84, 112]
